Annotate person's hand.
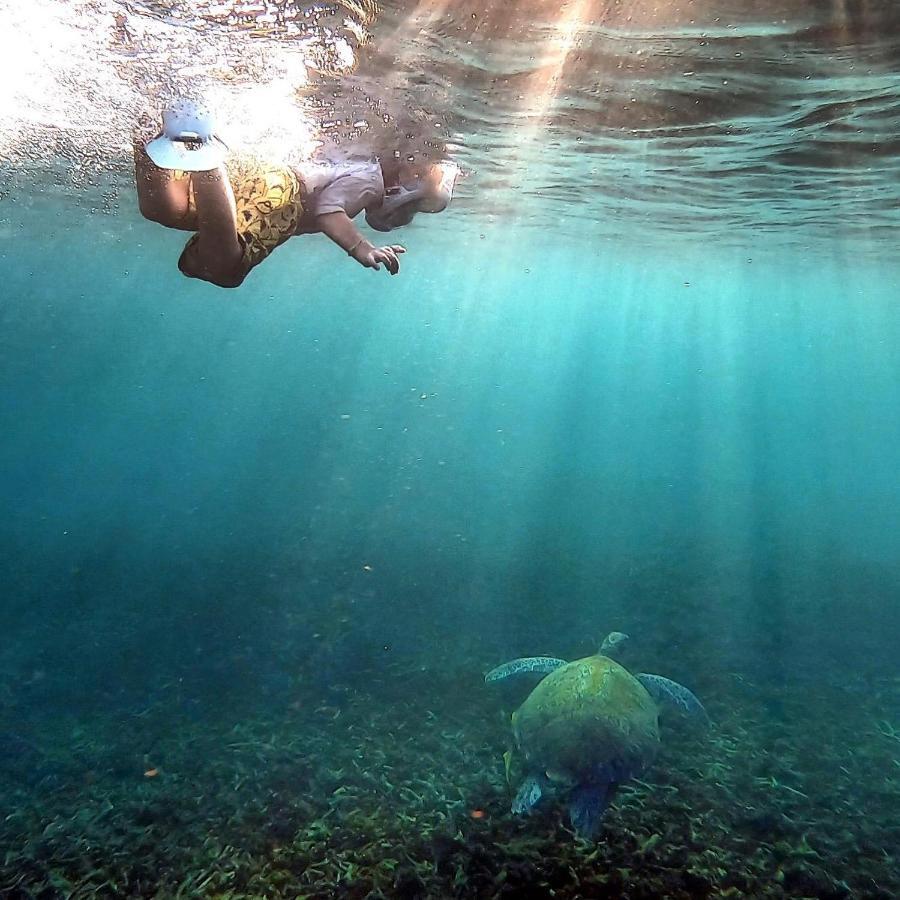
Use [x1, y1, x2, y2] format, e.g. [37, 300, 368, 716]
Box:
[355, 243, 406, 275]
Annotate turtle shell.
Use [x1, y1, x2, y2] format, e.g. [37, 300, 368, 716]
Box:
[512, 654, 660, 784]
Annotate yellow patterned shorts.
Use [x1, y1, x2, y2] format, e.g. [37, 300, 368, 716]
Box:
[178, 157, 305, 282]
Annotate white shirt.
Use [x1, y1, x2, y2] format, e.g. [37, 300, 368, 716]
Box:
[297, 159, 385, 221]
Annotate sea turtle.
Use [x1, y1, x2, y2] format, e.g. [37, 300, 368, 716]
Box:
[485, 632, 708, 839]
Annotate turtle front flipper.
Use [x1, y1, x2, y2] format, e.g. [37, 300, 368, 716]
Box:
[637, 673, 709, 724]
[512, 774, 547, 814]
[485, 657, 567, 684]
[568, 782, 615, 839]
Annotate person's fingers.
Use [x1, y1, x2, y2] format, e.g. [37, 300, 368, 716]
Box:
[391, 245, 406, 254]
[367, 247, 401, 275]
[376, 248, 396, 271]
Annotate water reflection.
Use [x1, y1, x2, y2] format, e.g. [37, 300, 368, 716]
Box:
[2, 0, 899, 240]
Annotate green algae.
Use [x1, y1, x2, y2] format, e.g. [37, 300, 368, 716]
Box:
[1, 659, 899, 899]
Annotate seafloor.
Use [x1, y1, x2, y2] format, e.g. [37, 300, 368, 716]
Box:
[1, 627, 899, 900]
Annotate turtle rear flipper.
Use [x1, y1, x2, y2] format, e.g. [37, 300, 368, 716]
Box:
[637, 673, 709, 724]
[512, 774, 546, 814]
[568, 782, 614, 839]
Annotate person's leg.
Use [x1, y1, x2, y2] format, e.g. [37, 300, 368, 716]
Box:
[133, 139, 197, 231]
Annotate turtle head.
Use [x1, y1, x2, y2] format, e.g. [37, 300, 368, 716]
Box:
[599, 631, 630, 659]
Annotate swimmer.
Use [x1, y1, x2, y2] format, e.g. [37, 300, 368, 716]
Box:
[134, 99, 459, 288]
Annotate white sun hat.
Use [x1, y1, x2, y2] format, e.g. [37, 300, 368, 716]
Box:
[145, 99, 229, 172]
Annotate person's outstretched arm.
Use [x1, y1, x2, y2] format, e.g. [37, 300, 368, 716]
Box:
[315, 211, 405, 275]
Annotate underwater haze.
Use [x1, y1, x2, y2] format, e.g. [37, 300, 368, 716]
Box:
[2, 1, 900, 898]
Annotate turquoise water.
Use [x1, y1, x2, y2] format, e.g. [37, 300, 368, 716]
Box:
[5, 197, 899, 688]
[5, 198, 900, 899]
[3, 2, 900, 896]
